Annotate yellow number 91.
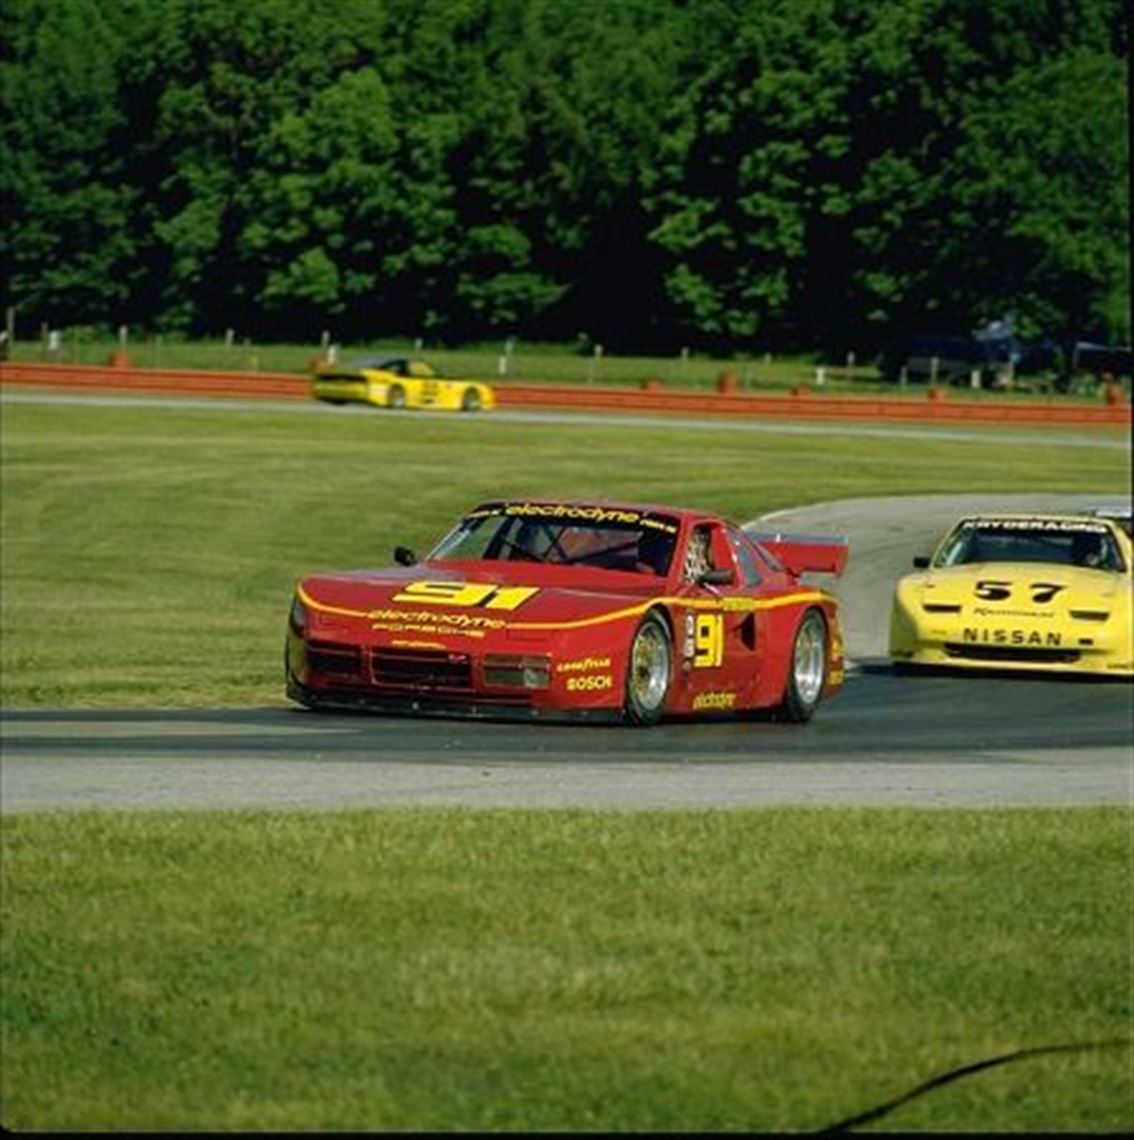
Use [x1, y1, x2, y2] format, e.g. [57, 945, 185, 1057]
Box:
[392, 580, 537, 610]
[694, 613, 724, 668]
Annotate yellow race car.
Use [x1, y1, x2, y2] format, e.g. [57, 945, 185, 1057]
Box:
[311, 356, 495, 412]
[890, 512, 1133, 676]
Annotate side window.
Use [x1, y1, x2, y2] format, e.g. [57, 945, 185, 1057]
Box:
[727, 527, 762, 587]
[682, 525, 713, 582]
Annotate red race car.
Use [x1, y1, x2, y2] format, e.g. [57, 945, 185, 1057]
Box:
[285, 500, 849, 725]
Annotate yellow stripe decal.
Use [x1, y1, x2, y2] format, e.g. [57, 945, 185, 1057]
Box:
[298, 583, 832, 630]
[510, 591, 829, 630]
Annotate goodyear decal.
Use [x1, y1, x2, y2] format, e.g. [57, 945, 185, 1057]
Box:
[692, 691, 737, 711]
[962, 628, 1063, 647]
[556, 656, 612, 673]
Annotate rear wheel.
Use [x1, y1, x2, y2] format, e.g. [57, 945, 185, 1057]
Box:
[460, 387, 482, 412]
[625, 611, 672, 726]
[387, 384, 406, 409]
[776, 609, 827, 723]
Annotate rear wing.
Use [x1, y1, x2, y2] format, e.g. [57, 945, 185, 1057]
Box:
[747, 532, 850, 577]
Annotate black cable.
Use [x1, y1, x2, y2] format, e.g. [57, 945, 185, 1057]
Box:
[814, 1038, 1132, 1134]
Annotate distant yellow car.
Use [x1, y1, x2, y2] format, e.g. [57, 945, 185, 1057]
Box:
[890, 512, 1133, 677]
[311, 356, 495, 412]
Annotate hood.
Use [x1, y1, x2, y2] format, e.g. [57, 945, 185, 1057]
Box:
[905, 562, 1121, 613]
[298, 562, 661, 627]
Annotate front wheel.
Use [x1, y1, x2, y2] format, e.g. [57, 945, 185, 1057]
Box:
[776, 608, 827, 723]
[387, 384, 407, 409]
[624, 611, 672, 726]
[460, 387, 482, 412]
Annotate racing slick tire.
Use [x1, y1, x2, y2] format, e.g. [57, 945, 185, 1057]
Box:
[387, 384, 407, 409]
[460, 387, 482, 412]
[775, 608, 827, 723]
[625, 610, 672, 726]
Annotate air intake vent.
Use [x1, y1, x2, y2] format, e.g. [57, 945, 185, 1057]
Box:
[372, 648, 473, 690]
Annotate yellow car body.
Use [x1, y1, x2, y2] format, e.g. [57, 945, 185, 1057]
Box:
[311, 356, 495, 412]
[890, 512, 1133, 677]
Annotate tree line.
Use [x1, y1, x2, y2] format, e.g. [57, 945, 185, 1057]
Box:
[1, 0, 1129, 358]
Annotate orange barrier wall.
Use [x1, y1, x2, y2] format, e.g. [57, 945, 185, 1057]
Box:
[0, 361, 308, 400]
[1, 361, 1128, 427]
[497, 381, 1131, 426]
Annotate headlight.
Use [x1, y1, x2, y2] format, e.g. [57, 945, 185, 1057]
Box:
[289, 595, 308, 636]
[483, 654, 551, 689]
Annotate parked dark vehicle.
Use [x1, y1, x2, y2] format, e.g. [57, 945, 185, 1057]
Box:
[880, 331, 1055, 385]
[1069, 341, 1132, 378]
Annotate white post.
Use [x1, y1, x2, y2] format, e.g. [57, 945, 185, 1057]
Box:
[587, 344, 603, 383]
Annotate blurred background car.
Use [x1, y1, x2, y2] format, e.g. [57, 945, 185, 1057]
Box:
[311, 356, 495, 412]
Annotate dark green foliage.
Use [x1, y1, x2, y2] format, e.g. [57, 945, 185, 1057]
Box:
[1, 0, 1128, 351]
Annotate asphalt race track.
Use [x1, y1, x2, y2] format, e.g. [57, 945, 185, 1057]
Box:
[0, 401, 1130, 813]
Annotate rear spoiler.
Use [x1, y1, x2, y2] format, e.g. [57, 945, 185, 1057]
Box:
[747, 532, 850, 577]
[312, 368, 361, 380]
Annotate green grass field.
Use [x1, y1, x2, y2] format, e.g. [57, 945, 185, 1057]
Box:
[2, 808, 1130, 1132]
[1, 397, 1130, 1131]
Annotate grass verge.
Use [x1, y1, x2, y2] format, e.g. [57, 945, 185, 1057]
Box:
[1, 807, 1130, 1132]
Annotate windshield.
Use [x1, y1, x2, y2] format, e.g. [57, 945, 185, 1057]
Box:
[935, 519, 1125, 572]
[428, 503, 680, 576]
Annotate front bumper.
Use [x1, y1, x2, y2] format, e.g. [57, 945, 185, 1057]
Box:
[285, 630, 628, 720]
[286, 675, 624, 723]
[889, 603, 1133, 677]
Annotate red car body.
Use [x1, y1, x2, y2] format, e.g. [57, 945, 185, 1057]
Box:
[285, 500, 849, 725]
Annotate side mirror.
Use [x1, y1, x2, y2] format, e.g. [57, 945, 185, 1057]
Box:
[394, 546, 417, 566]
[699, 568, 735, 586]
[912, 555, 930, 569]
